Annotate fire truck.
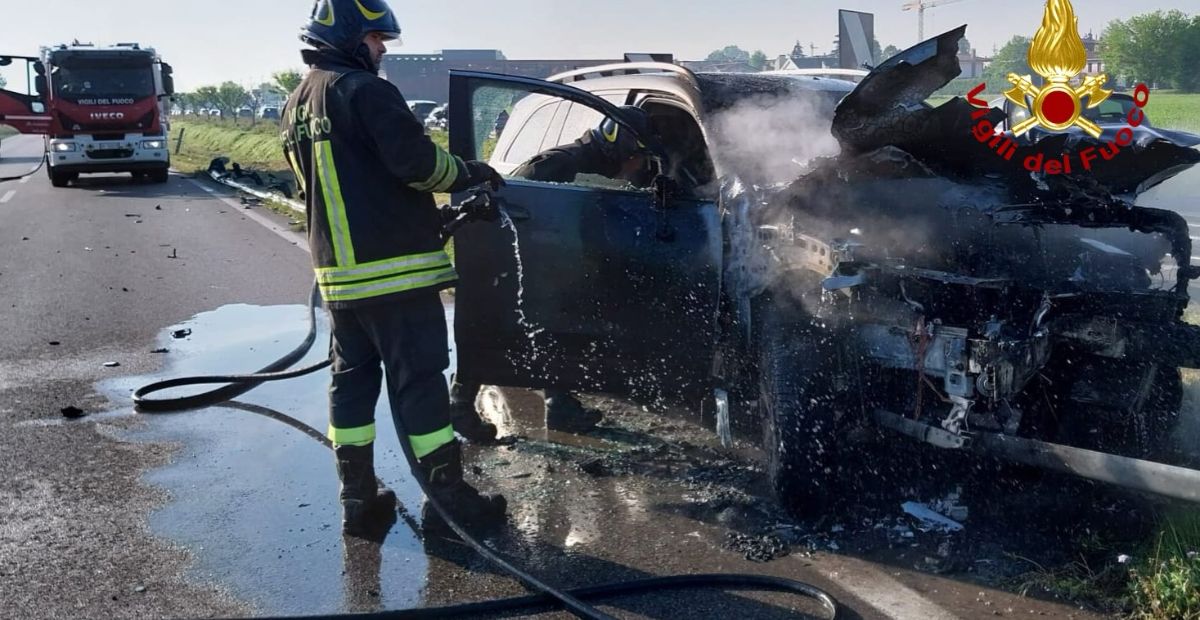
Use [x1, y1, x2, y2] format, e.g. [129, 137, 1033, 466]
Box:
[0, 42, 174, 186]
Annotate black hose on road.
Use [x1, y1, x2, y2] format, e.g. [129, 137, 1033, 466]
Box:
[0, 153, 47, 183]
[132, 282, 842, 620]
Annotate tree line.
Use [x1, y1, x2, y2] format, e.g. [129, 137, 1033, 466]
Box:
[710, 9, 1197, 92]
[174, 70, 302, 123]
[982, 10, 1199, 92]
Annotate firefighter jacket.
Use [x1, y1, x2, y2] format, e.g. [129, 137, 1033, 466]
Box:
[283, 48, 470, 308]
[513, 135, 620, 183]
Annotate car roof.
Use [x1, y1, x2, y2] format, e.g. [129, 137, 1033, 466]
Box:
[552, 68, 855, 117]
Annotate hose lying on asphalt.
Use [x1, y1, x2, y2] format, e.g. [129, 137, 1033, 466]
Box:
[0, 154, 47, 183]
[133, 281, 842, 620]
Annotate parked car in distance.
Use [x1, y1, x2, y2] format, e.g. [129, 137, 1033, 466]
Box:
[258, 106, 281, 120]
[425, 104, 448, 131]
[409, 100, 440, 123]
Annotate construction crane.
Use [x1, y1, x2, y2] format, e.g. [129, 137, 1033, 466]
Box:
[902, 0, 969, 43]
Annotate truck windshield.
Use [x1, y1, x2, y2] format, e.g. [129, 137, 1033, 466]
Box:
[51, 59, 154, 101]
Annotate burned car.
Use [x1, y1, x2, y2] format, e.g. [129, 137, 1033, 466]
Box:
[447, 27, 1200, 518]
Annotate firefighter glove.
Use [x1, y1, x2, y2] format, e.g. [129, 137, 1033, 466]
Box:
[464, 160, 505, 191]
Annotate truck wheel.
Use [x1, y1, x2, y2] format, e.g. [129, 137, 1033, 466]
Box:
[48, 168, 75, 187]
[758, 296, 844, 519]
[150, 169, 170, 184]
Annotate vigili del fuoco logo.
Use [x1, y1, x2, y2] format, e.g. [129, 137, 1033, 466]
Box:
[964, 0, 1150, 175]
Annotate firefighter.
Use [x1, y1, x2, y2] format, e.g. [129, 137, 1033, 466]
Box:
[450, 106, 653, 443]
[284, 0, 507, 538]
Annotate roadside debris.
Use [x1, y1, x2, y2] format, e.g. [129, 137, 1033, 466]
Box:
[60, 406, 86, 419]
[103, 361, 120, 368]
[902, 502, 965, 533]
[151, 348, 169, 354]
[171, 328, 192, 339]
[725, 531, 790, 562]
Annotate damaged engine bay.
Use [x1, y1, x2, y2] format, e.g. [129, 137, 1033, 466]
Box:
[739, 27, 1200, 497]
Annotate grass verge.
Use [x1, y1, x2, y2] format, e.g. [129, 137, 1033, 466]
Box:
[1129, 510, 1200, 619]
[167, 117, 456, 253]
[0, 125, 16, 141]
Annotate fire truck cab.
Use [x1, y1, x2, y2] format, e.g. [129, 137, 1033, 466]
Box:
[0, 42, 175, 186]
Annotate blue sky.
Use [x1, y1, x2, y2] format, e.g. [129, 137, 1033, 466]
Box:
[1, 0, 1196, 91]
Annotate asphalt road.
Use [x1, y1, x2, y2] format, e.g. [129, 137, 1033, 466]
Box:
[0, 131, 1133, 620]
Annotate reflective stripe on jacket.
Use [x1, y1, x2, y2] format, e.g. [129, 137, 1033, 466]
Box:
[282, 48, 472, 307]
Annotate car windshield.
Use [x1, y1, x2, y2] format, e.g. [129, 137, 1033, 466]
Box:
[51, 58, 155, 101]
[1082, 96, 1138, 124]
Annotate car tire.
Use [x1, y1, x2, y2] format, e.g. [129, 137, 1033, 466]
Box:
[757, 294, 843, 519]
[48, 168, 74, 187]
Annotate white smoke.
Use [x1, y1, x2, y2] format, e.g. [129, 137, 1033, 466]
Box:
[704, 92, 842, 188]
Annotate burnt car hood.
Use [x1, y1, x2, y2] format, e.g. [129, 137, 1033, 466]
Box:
[829, 26, 1200, 196]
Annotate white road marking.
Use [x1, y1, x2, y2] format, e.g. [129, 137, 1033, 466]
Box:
[19, 175, 30, 184]
[818, 556, 961, 620]
[0, 190, 15, 204]
[186, 178, 309, 253]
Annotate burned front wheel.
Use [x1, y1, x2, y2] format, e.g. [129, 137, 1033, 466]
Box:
[758, 298, 845, 519]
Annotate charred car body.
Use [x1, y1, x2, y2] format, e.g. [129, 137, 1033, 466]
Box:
[449, 27, 1200, 517]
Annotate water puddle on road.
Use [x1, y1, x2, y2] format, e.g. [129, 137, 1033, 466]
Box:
[96, 302, 451, 617]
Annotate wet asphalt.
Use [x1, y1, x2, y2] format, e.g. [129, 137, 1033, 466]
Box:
[2, 132, 1198, 619]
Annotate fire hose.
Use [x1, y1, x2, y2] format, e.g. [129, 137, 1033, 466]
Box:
[0, 153, 46, 183]
[132, 192, 843, 619]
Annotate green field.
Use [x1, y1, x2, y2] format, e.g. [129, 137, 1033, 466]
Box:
[1142, 92, 1200, 133]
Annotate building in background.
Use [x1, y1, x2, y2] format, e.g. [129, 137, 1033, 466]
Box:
[1080, 32, 1106, 76]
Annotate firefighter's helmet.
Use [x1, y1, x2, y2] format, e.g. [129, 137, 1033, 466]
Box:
[591, 106, 651, 161]
[300, 0, 402, 53]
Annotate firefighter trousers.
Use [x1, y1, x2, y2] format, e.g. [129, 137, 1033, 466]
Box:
[326, 292, 454, 459]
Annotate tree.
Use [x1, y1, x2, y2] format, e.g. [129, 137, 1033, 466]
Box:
[882, 44, 901, 61]
[958, 37, 973, 56]
[1102, 11, 1197, 90]
[212, 81, 249, 119]
[748, 50, 768, 71]
[244, 82, 282, 126]
[273, 69, 303, 95]
[983, 36, 1032, 90]
[194, 85, 219, 112]
[174, 92, 195, 114]
[706, 45, 751, 63]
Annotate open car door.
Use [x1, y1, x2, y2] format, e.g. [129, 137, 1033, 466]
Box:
[0, 56, 51, 135]
[448, 71, 721, 399]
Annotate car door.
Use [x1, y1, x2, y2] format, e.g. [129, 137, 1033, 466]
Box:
[448, 71, 722, 398]
[0, 56, 51, 135]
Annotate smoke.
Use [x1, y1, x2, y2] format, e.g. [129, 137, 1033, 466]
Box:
[704, 92, 841, 188]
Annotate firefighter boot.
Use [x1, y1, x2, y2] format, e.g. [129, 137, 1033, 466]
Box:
[449, 382, 499, 444]
[543, 389, 603, 433]
[449, 400, 499, 444]
[335, 444, 398, 539]
[417, 440, 507, 538]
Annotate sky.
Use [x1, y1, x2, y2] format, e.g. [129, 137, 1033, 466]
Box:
[1, 0, 1197, 92]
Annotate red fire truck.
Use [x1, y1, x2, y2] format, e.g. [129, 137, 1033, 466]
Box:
[0, 42, 174, 186]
